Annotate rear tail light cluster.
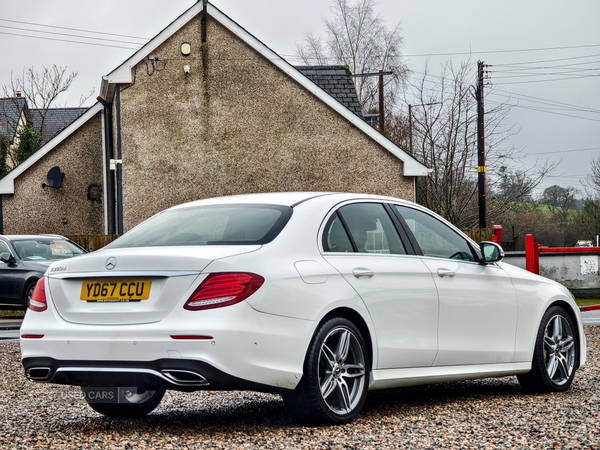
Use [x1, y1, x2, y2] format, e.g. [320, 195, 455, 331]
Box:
[184, 272, 264, 311]
[28, 278, 47, 312]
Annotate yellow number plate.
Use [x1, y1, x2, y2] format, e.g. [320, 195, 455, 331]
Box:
[80, 280, 151, 302]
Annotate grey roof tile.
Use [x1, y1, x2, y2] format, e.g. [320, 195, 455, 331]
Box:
[30, 107, 87, 144]
[295, 66, 363, 117]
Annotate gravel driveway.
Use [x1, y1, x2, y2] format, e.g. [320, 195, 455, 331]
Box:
[1, 328, 599, 449]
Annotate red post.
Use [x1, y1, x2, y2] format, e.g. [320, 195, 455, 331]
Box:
[525, 234, 535, 273]
[534, 242, 540, 275]
[492, 225, 502, 244]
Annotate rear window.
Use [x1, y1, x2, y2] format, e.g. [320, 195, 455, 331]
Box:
[107, 204, 293, 248]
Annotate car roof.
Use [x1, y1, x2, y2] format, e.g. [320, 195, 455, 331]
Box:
[170, 192, 415, 209]
[0, 234, 68, 241]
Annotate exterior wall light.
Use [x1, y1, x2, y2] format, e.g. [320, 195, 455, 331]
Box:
[181, 42, 191, 56]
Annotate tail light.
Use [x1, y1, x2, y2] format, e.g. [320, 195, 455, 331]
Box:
[184, 273, 264, 311]
[29, 278, 47, 312]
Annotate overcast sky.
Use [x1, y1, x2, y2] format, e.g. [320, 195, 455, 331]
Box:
[1, 0, 599, 194]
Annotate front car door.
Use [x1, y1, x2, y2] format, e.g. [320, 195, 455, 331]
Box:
[393, 205, 518, 366]
[321, 201, 439, 369]
[0, 239, 23, 307]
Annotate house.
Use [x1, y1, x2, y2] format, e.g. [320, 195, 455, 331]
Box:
[0, 1, 428, 236]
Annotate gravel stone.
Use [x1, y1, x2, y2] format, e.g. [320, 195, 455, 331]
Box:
[2, 328, 599, 449]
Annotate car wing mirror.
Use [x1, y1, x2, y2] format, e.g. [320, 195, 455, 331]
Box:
[480, 241, 504, 264]
[0, 252, 15, 264]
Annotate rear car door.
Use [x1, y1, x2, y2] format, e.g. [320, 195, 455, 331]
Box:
[321, 201, 439, 369]
[393, 205, 518, 366]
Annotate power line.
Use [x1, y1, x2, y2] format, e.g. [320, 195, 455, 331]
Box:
[0, 18, 148, 40]
[491, 89, 600, 114]
[526, 146, 600, 156]
[0, 24, 145, 46]
[0, 31, 139, 50]
[401, 43, 600, 58]
[492, 53, 600, 66]
[491, 74, 600, 86]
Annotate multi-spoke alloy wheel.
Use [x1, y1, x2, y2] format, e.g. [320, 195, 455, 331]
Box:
[518, 306, 578, 393]
[542, 313, 576, 386]
[283, 317, 369, 425]
[318, 326, 366, 415]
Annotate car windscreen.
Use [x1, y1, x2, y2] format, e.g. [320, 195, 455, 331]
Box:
[107, 204, 293, 248]
[13, 239, 86, 261]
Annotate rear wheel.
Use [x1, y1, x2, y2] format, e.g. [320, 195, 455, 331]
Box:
[82, 386, 165, 417]
[23, 280, 37, 311]
[283, 317, 369, 425]
[518, 306, 578, 393]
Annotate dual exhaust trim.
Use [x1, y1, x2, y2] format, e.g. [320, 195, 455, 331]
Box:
[26, 366, 210, 387]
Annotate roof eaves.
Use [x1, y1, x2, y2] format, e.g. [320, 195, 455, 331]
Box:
[0, 103, 104, 195]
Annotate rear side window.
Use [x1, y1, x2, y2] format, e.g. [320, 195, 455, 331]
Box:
[108, 204, 293, 248]
[323, 203, 406, 254]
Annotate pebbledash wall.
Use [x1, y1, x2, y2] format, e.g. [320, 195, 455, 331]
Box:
[114, 14, 415, 231]
[1, 112, 104, 235]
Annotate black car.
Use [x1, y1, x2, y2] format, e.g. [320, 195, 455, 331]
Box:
[0, 235, 87, 310]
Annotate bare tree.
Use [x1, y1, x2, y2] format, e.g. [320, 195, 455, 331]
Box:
[403, 61, 555, 228]
[296, 0, 409, 114]
[2, 65, 92, 138]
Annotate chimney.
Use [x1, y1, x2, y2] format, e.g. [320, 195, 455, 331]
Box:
[15, 91, 21, 98]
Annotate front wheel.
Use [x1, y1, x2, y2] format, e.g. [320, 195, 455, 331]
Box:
[82, 386, 165, 417]
[518, 306, 578, 393]
[283, 317, 369, 425]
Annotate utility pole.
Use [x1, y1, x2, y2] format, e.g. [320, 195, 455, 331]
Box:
[476, 60, 487, 229]
[352, 71, 392, 133]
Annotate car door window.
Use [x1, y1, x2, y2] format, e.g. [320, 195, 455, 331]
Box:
[394, 205, 475, 261]
[324, 203, 406, 254]
[0, 241, 9, 255]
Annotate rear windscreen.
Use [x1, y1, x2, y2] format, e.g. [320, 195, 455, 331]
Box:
[107, 204, 293, 248]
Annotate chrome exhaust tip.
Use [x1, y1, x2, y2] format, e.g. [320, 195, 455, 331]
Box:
[26, 367, 52, 381]
[161, 369, 209, 386]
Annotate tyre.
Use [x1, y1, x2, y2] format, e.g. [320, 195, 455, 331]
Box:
[81, 386, 165, 417]
[23, 280, 37, 311]
[283, 317, 369, 425]
[518, 306, 578, 393]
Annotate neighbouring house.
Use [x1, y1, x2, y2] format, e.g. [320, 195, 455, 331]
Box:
[0, 1, 428, 236]
[0, 104, 104, 235]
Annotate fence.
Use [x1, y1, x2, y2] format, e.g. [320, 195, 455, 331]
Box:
[462, 228, 492, 243]
[66, 235, 119, 252]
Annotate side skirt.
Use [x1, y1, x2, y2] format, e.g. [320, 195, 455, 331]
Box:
[369, 362, 531, 390]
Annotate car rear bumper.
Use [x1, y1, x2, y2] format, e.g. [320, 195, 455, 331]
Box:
[22, 356, 288, 393]
[20, 301, 315, 391]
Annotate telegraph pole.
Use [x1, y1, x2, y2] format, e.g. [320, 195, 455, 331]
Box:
[352, 70, 392, 133]
[477, 60, 487, 229]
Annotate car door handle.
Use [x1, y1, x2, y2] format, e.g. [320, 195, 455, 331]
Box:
[437, 268, 455, 278]
[352, 268, 374, 278]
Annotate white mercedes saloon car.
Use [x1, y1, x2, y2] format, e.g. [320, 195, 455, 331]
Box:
[20, 192, 586, 425]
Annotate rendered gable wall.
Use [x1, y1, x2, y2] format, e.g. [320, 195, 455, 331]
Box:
[116, 14, 414, 231]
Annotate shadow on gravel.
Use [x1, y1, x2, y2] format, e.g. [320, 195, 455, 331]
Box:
[362, 377, 524, 416]
[49, 378, 531, 434]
